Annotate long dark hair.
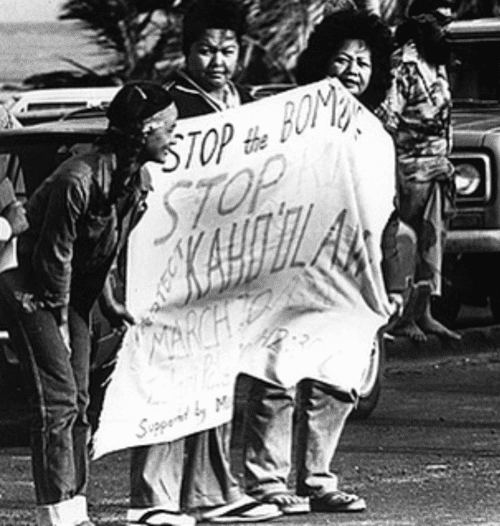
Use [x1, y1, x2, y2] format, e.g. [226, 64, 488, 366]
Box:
[295, 9, 394, 110]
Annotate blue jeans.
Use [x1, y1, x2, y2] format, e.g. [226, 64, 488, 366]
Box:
[0, 268, 92, 505]
[130, 423, 242, 512]
[243, 377, 354, 498]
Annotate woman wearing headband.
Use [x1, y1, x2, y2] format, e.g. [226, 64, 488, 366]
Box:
[0, 82, 178, 526]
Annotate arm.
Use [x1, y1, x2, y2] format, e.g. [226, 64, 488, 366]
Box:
[31, 172, 86, 315]
[0, 173, 28, 242]
[375, 60, 412, 137]
[98, 271, 135, 328]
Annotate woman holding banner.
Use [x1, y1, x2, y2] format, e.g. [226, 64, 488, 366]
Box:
[0, 82, 178, 526]
[240, 9, 395, 515]
[126, 1, 282, 525]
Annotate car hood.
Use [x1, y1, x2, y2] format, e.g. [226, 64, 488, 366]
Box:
[452, 108, 500, 133]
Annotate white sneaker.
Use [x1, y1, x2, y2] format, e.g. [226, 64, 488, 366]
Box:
[37, 496, 92, 526]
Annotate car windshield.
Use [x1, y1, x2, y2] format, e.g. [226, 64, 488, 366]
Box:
[449, 40, 500, 106]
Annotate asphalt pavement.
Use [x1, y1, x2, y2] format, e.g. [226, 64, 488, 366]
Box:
[3, 346, 500, 525]
[1, 304, 500, 525]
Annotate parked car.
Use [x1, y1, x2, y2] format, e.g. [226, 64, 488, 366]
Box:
[4, 86, 120, 125]
[431, 18, 500, 324]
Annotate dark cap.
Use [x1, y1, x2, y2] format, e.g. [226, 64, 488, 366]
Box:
[107, 81, 174, 131]
[408, 0, 453, 17]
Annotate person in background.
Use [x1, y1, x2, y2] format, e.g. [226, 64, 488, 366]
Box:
[163, 0, 254, 115]
[0, 105, 28, 256]
[126, 1, 282, 525]
[240, 9, 395, 516]
[0, 182, 27, 245]
[0, 82, 178, 526]
[376, 0, 461, 342]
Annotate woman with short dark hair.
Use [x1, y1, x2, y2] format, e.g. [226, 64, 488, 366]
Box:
[164, 0, 253, 117]
[125, 1, 283, 525]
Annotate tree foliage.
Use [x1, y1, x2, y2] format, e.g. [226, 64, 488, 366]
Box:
[56, 0, 500, 86]
[59, 0, 184, 80]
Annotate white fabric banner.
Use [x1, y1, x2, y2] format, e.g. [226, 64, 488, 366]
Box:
[93, 79, 396, 459]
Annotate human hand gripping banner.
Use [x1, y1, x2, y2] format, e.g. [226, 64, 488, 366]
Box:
[93, 78, 396, 458]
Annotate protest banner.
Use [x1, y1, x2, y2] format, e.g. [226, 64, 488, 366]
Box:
[93, 78, 396, 459]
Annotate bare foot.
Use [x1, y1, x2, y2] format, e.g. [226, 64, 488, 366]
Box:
[417, 315, 462, 340]
[389, 319, 428, 342]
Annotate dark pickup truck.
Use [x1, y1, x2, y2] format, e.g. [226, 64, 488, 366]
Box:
[434, 18, 500, 324]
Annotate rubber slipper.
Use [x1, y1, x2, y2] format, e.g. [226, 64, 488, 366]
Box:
[200, 495, 282, 523]
[260, 492, 310, 514]
[310, 490, 366, 512]
[127, 508, 196, 526]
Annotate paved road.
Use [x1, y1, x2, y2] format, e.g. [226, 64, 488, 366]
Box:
[1, 346, 500, 525]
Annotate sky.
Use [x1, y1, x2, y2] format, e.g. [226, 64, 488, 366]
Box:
[1, 0, 62, 22]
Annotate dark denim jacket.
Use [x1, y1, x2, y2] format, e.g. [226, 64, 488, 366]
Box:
[18, 147, 151, 309]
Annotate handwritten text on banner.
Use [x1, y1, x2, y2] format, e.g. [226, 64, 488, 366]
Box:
[93, 79, 396, 459]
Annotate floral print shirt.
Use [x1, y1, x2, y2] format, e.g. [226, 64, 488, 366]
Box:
[376, 40, 454, 184]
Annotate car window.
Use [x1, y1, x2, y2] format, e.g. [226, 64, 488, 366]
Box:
[450, 41, 500, 105]
[0, 137, 95, 202]
[25, 102, 88, 112]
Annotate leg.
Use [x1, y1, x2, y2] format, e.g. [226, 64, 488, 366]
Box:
[243, 377, 295, 498]
[389, 281, 430, 342]
[412, 183, 461, 340]
[130, 440, 185, 510]
[128, 440, 197, 525]
[0, 270, 84, 525]
[396, 181, 461, 341]
[242, 376, 308, 515]
[45, 303, 93, 526]
[382, 217, 428, 342]
[295, 380, 365, 512]
[182, 422, 283, 522]
[68, 305, 92, 501]
[181, 424, 241, 510]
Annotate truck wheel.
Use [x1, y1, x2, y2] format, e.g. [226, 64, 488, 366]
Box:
[350, 337, 383, 420]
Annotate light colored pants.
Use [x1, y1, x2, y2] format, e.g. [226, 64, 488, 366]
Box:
[243, 377, 354, 498]
[130, 423, 242, 512]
